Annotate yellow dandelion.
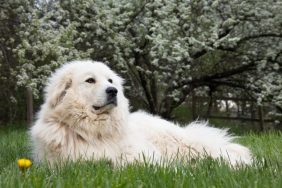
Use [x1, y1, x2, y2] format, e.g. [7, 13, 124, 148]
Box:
[17, 158, 32, 170]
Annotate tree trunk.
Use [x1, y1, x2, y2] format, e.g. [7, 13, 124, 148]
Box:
[26, 87, 33, 126]
[205, 88, 214, 119]
[258, 106, 265, 131]
[192, 92, 197, 120]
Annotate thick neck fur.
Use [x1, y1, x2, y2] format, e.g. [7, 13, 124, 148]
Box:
[41, 95, 129, 144]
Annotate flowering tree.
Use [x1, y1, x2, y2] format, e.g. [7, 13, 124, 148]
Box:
[55, 0, 281, 118]
[0, 0, 90, 121]
[1, 0, 281, 122]
[0, 0, 35, 121]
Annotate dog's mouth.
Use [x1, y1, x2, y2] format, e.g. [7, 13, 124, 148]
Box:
[92, 100, 117, 113]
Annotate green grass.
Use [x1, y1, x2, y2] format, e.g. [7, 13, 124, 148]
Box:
[0, 126, 281, 188]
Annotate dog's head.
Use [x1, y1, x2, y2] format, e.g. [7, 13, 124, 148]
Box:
[44, 60, 128, 117]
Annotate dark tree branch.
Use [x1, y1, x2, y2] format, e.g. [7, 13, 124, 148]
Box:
[166, 62, 257, 111]
[133, 51, 157, 114]
[207, 80, 246, 89]
[218, 33, 282, 51]
[118, 1, 149, 32]
[180, 62, 255, 88]
[190, 21, 240, 59]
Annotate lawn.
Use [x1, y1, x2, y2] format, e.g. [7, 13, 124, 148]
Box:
[0, 125, 281, 188]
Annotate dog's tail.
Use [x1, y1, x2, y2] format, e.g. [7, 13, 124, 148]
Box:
[184, 121, 253, 166]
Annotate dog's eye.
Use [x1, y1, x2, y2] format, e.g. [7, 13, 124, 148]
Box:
[108, 79, 113, 83]
[85, 78, 96, 84]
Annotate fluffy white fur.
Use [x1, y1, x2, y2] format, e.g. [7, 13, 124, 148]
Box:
[31, 60, 252, 166]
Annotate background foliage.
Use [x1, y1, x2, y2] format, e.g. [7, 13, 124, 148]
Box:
[0, 0, 281, 123]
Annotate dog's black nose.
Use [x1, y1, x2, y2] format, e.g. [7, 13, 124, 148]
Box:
[106, 87, 118, 96]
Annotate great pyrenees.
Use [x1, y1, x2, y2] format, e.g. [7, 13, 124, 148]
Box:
[31, 60, 252, 166]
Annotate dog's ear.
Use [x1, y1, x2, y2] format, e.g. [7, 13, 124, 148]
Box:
[46, 73, 72, 108]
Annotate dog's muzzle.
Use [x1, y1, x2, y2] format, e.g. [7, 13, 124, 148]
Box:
[92, 87, 118, 111]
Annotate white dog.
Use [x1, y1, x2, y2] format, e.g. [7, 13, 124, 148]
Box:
[31, 60, 252, 166]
